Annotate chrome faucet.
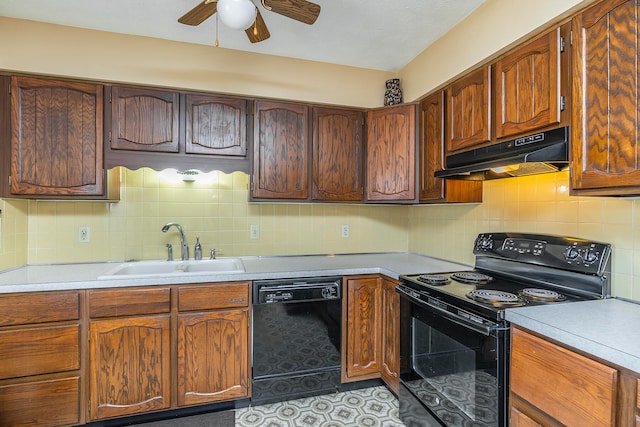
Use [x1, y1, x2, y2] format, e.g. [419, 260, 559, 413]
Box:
[162, 222, 189, 260]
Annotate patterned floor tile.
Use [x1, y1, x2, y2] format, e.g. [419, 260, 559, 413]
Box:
[236, 386, 404, 427]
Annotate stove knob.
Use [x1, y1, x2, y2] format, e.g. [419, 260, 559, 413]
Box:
[584, 248, 599, 264]
[564, 246, 580, 261]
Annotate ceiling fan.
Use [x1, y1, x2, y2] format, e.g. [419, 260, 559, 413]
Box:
[178, 0, 321, 44]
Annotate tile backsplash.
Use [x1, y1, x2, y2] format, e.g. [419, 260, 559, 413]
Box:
[23, 168, 408, 263]
[1, 168, 638, 301]
[408, 171, 638, 300]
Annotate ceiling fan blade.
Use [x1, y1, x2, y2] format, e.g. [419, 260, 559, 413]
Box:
[178, 0, 218, 26]
[262, 0, 320, 25]
[245, 8, 271, 43]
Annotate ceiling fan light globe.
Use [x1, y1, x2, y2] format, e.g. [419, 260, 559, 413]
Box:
[217, 0, 257, 30]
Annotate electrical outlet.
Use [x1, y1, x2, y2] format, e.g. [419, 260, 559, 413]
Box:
[341, 224, 350, 238]
[250, 224, 260, 240]
[78, 226, 90, 243]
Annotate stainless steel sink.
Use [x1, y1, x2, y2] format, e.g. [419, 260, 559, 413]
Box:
[97, 258, 245, 279]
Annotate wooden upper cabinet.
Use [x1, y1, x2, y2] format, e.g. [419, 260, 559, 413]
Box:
[185, 94, 247, 156]
[495, 26, 564, 139]
[571, 0, 640, 195]
[7, 76, 105, 197]
[366, 103, 416, 201]
[312, 107, 364, 201]
[252, 100, 309, 199]
[419, 91, 482, 203]
[110, 86, 179, 152]
[446, 66, 491, 153]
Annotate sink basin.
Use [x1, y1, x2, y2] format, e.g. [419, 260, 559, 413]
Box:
[97, 258, 245, 280]
[184, 259, 245, 273]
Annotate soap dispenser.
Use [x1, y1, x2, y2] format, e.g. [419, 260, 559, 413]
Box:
[194, 237, 202, 260]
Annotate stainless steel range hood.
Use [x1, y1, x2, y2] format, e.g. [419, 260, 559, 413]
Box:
[434, 127, 569, 180]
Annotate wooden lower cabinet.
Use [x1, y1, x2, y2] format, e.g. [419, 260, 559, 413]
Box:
[0, 291, 82, 427]
[87, 283, 250, 422]
[89, 315, 172, 420]
[343, 275, 382, 381]
[510, 327, 623, 426]
[510, 406, 543, 427]
[177, 282, 250, 406]
[637, 378, 640, 427]
[380, 277, 400, 394]
[343, 275, 400, 393]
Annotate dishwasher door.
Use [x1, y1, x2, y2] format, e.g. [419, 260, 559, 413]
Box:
[252, 277, 342, 405]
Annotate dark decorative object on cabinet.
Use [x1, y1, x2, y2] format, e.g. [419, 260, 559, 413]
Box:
[384, 78, 403, 106]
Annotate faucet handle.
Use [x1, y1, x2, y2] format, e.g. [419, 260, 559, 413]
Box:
[166, 243, 173, 261]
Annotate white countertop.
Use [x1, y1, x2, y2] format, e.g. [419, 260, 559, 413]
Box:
[0, 252, 470, 293]
[506, 298, 640, 374]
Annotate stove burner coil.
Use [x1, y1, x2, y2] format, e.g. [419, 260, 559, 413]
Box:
[417, 274, 450, 285]
[451, 272, 494, 285]
[519, 288, 566, 302]
[467, 289, 520, 303]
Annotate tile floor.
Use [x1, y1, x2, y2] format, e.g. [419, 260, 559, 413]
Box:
[235, 386, 403, 426]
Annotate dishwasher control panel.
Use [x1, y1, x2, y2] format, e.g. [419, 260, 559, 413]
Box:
[254, 277, 342, 304]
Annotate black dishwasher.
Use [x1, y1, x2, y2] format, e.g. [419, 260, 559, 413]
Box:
[252, 276, 342, 405]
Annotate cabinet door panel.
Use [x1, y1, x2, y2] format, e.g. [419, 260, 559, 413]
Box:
[446, 66, 491, 153]
[10, 76, 104, 196]
[177, 309, 249, 406]
[89, 316, 171, 420]
[345, 277, 381, 379]
[495, 28, 561, 138]
[312, 107, 364, 201]
[571, 0, 640, 193]
[0, 324, 79, 379]
[380, 277, 399, 393]
[418, 91, 482, 203]
[0, 377, 80, 427]
[511, 328, 616, 427]
[366, 104, 416, 201]
[110, 86, 179, 152]
[252, 100, 308, 199]
[185, 94, 247, 156]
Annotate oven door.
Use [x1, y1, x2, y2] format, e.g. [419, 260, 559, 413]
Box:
[397, 285, 509, 427]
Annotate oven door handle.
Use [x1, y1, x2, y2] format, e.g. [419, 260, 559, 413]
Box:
[397, 285, 498, 336]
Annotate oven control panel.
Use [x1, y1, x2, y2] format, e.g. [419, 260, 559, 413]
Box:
[473, 233, 611, 275]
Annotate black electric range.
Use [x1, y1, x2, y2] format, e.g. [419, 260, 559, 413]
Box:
[400, 232, 612, 321]
[397, 233, 612, 427]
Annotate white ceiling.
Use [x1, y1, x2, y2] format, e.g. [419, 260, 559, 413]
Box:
[0, 0, 486, 72]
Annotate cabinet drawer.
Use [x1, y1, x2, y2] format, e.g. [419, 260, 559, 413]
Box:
[0, 291, 79, 326]
[0, 376, 80, 427]
[178, 282, 250, 311]
[89, 287, 170, 317]
[511, 328, 617, 427]
[0, 324, 79, 379]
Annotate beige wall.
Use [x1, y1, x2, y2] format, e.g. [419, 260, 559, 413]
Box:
[400, 0, 598, 101]
[0, 17, 393, 108]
